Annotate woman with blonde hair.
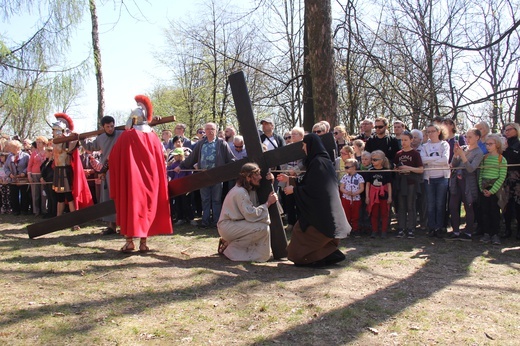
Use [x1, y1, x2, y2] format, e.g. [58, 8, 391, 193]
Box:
[421, 124, 450, 238]
[27, 136, 49, 216]
[333, 125, 349, 151]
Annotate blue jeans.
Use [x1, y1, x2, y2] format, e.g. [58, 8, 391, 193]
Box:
[425, 177, 448, 230]
[200, 183, 223, 226]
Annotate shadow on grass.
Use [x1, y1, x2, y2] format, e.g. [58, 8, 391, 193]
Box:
[2, 212, 520, 343]
[249, 237, 520, 345]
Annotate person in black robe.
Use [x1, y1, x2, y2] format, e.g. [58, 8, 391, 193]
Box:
[277, 133, 351, 266]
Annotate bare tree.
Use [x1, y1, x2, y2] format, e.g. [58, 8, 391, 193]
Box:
[89, 0, 105, 125]
[466, 0, 520, 130]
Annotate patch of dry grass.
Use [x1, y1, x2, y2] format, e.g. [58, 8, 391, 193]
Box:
[0, 213, 519, 345]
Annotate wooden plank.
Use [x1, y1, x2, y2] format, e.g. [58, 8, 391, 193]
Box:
[27, 200, 116, 239]
[168, 160, 248, 196]
[52, 116, 176, 144]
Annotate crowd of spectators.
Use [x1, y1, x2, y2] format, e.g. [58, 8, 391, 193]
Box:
[2, 116, 520, 246]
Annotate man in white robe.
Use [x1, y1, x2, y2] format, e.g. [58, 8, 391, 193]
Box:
[217, 163, 278, 262]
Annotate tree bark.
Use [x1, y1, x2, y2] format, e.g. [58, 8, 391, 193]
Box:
[304, 0, 337, 128]
[89, 0, 105, 126]
[515, 72, 520, 123]
[302, 9, 315, 132]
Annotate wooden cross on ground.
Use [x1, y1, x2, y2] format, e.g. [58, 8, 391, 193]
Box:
[27, 71, 335, 260]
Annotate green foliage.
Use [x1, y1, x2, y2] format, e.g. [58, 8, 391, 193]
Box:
[0, 0, 87, 138]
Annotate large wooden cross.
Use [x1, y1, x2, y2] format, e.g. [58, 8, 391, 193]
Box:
[27, 71, 334, 260]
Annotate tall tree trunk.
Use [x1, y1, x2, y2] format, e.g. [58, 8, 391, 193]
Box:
[302, 9, 314, 132]
[304, 0, 337, 128]
[89, 0, 105, 126]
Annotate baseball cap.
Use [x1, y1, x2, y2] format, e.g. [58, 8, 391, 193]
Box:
[172, 148, 184, 156]
[260, 118, 273, 124]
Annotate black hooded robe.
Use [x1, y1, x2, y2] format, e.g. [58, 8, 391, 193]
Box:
[287, 133, 351, 265]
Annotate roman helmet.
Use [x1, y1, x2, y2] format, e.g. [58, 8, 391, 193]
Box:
[125, 94, 153, 131]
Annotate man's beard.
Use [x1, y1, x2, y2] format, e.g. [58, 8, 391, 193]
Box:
[106, 131, 115, 137]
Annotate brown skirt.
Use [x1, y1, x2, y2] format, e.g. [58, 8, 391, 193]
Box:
[53, 165, 73, 193]
[287, 221, 339, 265]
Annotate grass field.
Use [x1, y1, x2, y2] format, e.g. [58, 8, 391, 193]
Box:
[1, 213, 519, 345]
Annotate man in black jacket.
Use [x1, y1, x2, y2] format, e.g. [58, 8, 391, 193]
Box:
[365, 117, 399, 162]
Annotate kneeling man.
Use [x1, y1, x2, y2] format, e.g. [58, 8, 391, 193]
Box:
[217, 163, 278, 262]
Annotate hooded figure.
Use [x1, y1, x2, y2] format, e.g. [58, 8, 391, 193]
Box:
[279, 133, 351, 266]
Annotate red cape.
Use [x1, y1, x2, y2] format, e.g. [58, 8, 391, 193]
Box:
[109, 129, 173, 237]
[71, 149, 93, 210]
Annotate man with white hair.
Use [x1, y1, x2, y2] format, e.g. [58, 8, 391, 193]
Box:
[231, 135, 247, 160]
[175, 122, 236, 228]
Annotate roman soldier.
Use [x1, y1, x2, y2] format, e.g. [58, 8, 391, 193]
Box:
[51, 113, 93, 224]
[110, 95, 173, 253]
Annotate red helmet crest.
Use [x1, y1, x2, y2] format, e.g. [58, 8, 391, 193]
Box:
[135, 95, 153, 123]
[54, 113, 74, 131]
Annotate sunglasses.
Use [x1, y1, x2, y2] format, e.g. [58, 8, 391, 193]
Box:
[344, 165, 355, 169]
[372, 158, 382, 161]
[284, 136, 292, 140]
[374, 125, 385, 129]
[197, 130, 205, 134]
[333, 132, 339, 135]
[234, 145, 243, 148]
[313, 130, 323, 134]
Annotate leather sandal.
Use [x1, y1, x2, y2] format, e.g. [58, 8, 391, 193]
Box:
[139, 239, 150, 253]
[217, 238, 228, 255]
[120, 239, 135, 253]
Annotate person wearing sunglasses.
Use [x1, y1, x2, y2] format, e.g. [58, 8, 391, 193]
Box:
[365, 117, 400, 162]
[195, 127, 206, 140]
[230, 135, 247, 160]
[313, 122, 337, 162]
[283, 132, 292, 144]
[312, 122, 327, 136]
[333, 125, 349, 152]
